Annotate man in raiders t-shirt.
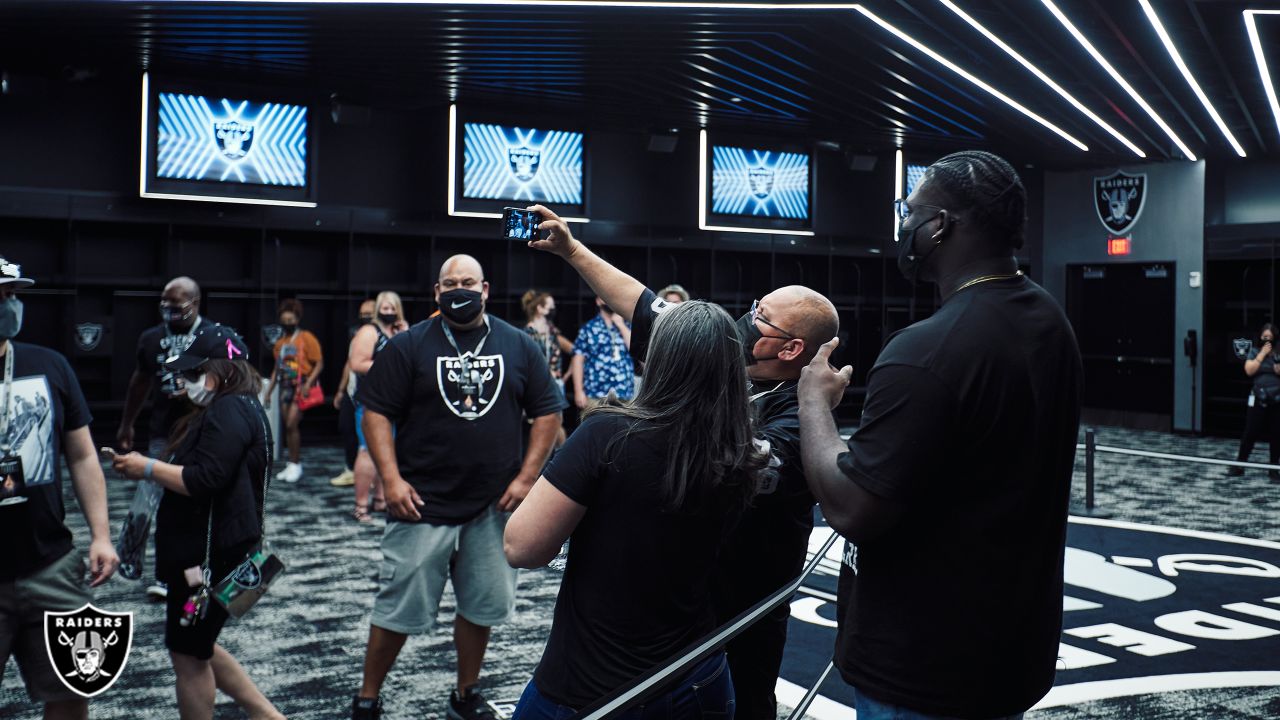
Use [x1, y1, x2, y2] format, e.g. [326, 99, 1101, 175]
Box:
[115, 276, 209, 599]
[527, 205, 839, 720]
[0, 257, 118, 719]
[118, 276, 208, 456]
[799, 152, 1082, 719]
[351, 255, 564, 720]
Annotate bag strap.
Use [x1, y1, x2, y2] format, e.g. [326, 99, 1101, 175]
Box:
[202, 395, 275, 574]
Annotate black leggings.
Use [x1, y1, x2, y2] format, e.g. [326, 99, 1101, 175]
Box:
[1236, 402, 1280, 465]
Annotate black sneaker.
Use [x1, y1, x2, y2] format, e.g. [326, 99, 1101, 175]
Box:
[1270, 470, 1280, 482]
[352, 695, 382, 720]
[448, 686, 497, 720]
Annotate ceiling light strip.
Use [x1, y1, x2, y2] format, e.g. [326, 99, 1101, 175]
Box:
[1245, 10, 1280, 146]
[163, 0, 864, 8]
[937, 0, 1143, 157]
[854, 5, 1088, 151]
[1039, 0, 1196, 160]
[1139, 0, 1245, 157]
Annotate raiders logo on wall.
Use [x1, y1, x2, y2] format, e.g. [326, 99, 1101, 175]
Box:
[1094, 170, 1147, 236]
[1233, 338, 1255, 361]
[73, 323, 103, 352]
[43, 604, 133, 698]
[262, 323, 285, 346]
[437, 353, 505, 420]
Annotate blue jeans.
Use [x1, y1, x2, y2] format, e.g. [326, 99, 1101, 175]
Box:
[854, 688, 1024, 720]
[513, 652, 735, 720]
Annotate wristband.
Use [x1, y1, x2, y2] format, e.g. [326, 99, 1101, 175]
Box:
[144, 459, 156, 481]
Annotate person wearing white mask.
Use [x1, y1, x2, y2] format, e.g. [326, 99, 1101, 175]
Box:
[112, 324, 284, 720]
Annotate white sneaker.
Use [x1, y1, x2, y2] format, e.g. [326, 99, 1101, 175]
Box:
[280, 462, 303, 483]
[146, 581, 168, 601]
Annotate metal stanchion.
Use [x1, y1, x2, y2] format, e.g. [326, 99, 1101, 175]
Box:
[1070, 427, 1112, 518]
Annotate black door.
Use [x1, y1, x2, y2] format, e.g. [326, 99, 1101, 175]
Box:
[1066, 263, 1175, 420]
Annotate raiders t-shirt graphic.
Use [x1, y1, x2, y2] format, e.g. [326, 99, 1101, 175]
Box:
[437, 352, 505, 419]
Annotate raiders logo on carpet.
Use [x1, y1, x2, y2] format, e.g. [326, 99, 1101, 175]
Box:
[1094, 170, 1147, 236]
[74, 323, 103, 352]
[437, 353, 505, 420]
[783, 517, 1280, 714]
[43, 604, 133, 698]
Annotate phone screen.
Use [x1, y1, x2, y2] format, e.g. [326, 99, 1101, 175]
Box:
[501, 207, 539, 241]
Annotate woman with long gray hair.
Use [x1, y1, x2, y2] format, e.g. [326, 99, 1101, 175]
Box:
[505, 300, 769, 719]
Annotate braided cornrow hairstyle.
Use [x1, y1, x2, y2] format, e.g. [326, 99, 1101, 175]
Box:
[926, 150, 1027, 250]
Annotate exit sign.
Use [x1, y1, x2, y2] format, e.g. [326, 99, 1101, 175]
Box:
[1107, 237, 1132, 256]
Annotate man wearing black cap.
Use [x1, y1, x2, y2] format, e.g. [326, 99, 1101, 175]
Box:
[116, 276, 209, 599]
[0, 256, 119, 719]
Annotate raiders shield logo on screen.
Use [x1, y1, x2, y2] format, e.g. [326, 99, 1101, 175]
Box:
[1094, 170, 1147, 235]
[437, 353, 505, 420]
[748, 166, 775, 200]
[74, 323, 103, 352]
[44, 605, 133, 698]
[508, 146, 541, 182]
[213, 120, 255, 160]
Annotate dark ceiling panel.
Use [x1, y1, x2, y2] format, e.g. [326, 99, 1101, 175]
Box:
[0, 0, 1276, 169]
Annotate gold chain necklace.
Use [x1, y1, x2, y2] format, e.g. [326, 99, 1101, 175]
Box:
[955, 270, 1024, 293]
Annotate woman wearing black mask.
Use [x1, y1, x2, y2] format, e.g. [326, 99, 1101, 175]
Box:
[263, 298, 323, 484]
[349, 291, 408, 521]
[111, 325, 285, 720]
[1231, 322, 1280, 480]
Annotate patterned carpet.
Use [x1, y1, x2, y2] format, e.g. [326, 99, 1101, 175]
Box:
[1, 423, 1278, 719]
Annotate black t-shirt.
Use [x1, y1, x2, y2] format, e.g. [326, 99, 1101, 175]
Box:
[356, 315, 565, 525]
[0, 342, 93, 581]
[833, 276, 1082, 718]
[136, 319, 206, 438]
[629, 288, 815, 614]
[1249, 346, 1280, 393]
[155, 393, 270, 578]
[533, 413, 742, 708]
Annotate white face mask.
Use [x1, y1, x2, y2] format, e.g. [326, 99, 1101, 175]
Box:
[185, 373, 214, 406]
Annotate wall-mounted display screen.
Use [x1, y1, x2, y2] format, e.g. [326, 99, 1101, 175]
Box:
[905, 163, 929, 198]
[155, 92, 308, 187]
[711, 145, 810, 220]
[463, 123, 583, 205]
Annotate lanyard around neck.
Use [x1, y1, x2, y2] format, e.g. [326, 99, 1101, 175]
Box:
[442, 316, 492, 376]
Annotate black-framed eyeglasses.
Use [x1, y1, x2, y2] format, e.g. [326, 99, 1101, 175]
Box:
[750, 299, 797, 340]
[159, 300, 194, 312]
[893, 198, 947, 222]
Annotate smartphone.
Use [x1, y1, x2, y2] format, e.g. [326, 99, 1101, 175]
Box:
[501, 207, 540, 242]
[99, 446, 118, 462]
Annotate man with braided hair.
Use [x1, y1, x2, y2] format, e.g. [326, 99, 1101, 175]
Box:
[798, 150, 1082, 719]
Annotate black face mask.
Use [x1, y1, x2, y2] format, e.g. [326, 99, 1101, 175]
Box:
[1262, 337, 1274, 349]
[896, 210, 944, 282]
[161, 304, 195, 329]
[281, 322, 298, 333]
[545, 307, 556, 320]
[377, 312, 397, 326]
[359, 315, 374, 325]
[735, 312, 773, 367]
[439, 289, 484, 325]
